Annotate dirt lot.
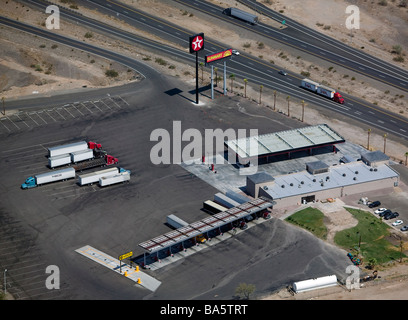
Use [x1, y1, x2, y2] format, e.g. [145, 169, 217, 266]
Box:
[1, 0, 408, 300]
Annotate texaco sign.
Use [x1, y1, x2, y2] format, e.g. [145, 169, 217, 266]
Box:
[189, 33, 204, 54]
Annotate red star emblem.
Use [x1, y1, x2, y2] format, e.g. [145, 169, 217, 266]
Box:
[192, 35, 203, 51]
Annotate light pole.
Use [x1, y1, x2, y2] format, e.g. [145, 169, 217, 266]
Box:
[3, 269, 7, 295]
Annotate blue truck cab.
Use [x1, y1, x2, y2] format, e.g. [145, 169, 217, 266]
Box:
[21, 177, 37, 189]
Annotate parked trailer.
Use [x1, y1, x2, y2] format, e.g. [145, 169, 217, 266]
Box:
[214, 192, 240, 208]
[77, 167, 120, 186]
[222, 7, 258, 25]
[71, 148, 94, 163]
[21, 167, 76, 189]
[48, 153, 71, 168]
[73, 154, 118, 172]
[203, 200, 228, 214]
[48, 141, 88, 157]
[99, 170, 130, 187]
[166, 214, 189, 229]
[301, 78, 345, 104]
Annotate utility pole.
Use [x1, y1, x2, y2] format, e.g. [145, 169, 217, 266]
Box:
[383, 133, 387, 154]
[1, 97, 5, 116]
[367, 128, 371, 150]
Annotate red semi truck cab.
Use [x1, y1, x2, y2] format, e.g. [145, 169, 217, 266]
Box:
[333, 92, 345, 104]
[88, 141, 102, 149]
[105, 155, 119, 165]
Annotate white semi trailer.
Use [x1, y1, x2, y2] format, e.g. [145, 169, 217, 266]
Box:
[78, 167, 121, 186]
[71, 149, 94, 163]
[48, 141, 88, 157]
[99, 170, 130, 187]
[48, 153, 71, 168]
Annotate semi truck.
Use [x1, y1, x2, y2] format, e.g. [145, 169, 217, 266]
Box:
[72, 154, 118, 172]
[222, 7, 258, 25]
[99, 169, 130, 187]
[78, 167, 125, 186]
[48, 153, 71, 168]
[48, 141, 102, 158]
[21, 167, 76, 189]
[301, 78, 345, 104]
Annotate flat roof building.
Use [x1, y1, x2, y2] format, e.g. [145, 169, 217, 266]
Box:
[225, 124, 345, 165]
[247, 159, 399, 209]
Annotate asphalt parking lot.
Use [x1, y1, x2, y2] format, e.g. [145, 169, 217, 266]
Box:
[0, 75, 352, 300]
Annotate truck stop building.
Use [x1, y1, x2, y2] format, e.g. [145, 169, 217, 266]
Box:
[225, 124, 345, 165]
[246, 151, 399, 209]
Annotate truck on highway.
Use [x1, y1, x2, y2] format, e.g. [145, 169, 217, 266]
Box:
[222, 7, 258, 25]
[301, 78, 345, 104]
[78, 167, 125, 186]
[48, 153, 71, 168]
[99, 169, 130, 187]
[21, 167, 76, 189]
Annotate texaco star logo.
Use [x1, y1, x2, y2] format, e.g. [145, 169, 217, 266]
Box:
[192, 35, 203, 51]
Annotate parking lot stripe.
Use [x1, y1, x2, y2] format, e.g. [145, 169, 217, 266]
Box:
[64, 106, 76, 118]
[54, 107, 67, 120]
[15, 114, 30, 128]
[35, 111, 48, 124]
[6, 117, 21, 130]
[27, 113, 40, 126]
[118, 96, 129, 106]
[81, 102, 93, 114]
[0, 118, 11, 132]
[45, 110, 57, 122]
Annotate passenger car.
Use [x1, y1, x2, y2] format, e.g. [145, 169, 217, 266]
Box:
[368, 201, 381, 208]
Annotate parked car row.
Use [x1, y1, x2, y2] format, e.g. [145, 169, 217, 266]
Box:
[370, 201, 407, 231]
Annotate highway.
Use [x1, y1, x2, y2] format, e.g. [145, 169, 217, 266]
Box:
[174, 0, 408, 92]
[5, 0, 408, 141]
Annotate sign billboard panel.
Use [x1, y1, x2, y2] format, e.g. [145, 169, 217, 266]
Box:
[205, 49, 232, 64]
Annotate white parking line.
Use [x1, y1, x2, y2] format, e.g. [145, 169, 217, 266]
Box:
[15, 114, 30, 128]
[64, 106, 76, 118]
[35, 111, 48, 124]
[45, 110, 57, 122]
[55, 108, 66, 120]
[72, 104, 85, 116]
[27, 113, 40, 126]
[0, 118, 11, 132]
[81, 102, 93, 114]
[6, 117, 20, 130]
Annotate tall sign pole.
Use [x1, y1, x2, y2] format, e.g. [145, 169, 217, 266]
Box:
[189, 33, 205, 104]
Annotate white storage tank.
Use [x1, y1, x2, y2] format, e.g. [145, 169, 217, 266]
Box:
[292, 275, 337, 293]
[71, 149, 94, 163]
